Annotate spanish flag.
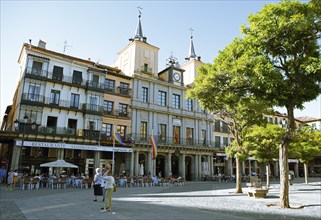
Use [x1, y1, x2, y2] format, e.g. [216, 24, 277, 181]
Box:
[113, 133, 125, 145]
[149, 135, 158, 160]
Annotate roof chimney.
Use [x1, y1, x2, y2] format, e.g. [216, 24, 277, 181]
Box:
[38, 39, 46, 49]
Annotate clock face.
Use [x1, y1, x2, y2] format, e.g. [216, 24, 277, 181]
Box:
[173, 72, 181, 81]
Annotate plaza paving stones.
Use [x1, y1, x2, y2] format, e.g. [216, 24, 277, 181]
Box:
[0, 178, 320, 220]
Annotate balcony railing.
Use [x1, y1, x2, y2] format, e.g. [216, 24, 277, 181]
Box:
[21, 93, 45, 104]
[127, 133, 218, 147]
[25, 67, 48, 79]
[86, 80, 105, 92]
[117, 87, 132, 97]
[82, 104, 104, 115]
[16, 125, 101, 139]
[44, 97, 84, 111]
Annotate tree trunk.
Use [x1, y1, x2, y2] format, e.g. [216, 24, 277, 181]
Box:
[304, 163, 309, 184]
[278, 106, 296, 208]
[235, 157, 243, 193]
[279, 143, 290, 208]
[266, 164, 270, 188]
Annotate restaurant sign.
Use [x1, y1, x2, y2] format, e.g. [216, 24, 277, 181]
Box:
[16, 140, 132, 153]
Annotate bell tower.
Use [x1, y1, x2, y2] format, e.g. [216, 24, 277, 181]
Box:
[114, 7, 159, 77]
[180, 29, 203, 85]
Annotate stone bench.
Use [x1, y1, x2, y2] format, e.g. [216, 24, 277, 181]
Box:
[247, 188, 269, 198]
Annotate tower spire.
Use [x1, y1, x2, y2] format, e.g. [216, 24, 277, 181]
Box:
[130, 6, 146, 42]
[186, 28, 197, 60]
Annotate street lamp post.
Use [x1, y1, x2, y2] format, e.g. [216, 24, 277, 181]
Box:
[14, 115, 28, 175]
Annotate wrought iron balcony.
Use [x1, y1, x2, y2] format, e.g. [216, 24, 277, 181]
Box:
[82, 104, 104, 115]
[24, 67, 48, 79]
[127, 133, 217, 148]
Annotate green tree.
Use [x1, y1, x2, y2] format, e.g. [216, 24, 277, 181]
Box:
[244, 124, 284, 188]
[290, 126, 321, 184]
[240, 0, 321, 208]
[187, 38, 270, 194]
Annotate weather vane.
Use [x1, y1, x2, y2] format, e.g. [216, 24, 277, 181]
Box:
[189, 28, 194, 38]
[137, 6, 143, 16]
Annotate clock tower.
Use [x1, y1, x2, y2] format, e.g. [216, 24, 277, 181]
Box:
[158, 55, 185, 86]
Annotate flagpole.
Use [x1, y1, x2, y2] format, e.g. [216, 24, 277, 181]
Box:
[112, 136, 115, 175]
[151, 128, 154, 175]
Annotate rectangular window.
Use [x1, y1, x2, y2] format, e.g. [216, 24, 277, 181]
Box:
[202, 129, 206, 146]
[186, 127, 193, 144]
[104, 79, 115, 92]
[172, 94, 180, 109]
[119, 82, 129, 95]
[72, 70, 83, 85]
[158, 91, 167, 106]
[159, 124, 166, 142]
[32, 61, 43, 75]
[92, 75, 99, 87]
[50, 90, 60, 105]
[116, 125, 126, 138]
[89, 96, 98, 111]
[70, 93, 79, 108]
[214, 121, 221, 132]
[223, 137, 228, 147]
[103, 100, 113, 113]
[222, 123, 229, 133]
[186, 98, 193, 111]
[142, 87, 148, 103]
[102, 123, 113, 139]
[144, 63, 148, 72]
[173, 126, 180, 144]
[118, 103, 128, 116]
[52, 66, 63, 81]
[215, 136, 221, 148]
[140, 121, 147, 141]
[28, 84, 41, 101]
[89, 121, 95, 130]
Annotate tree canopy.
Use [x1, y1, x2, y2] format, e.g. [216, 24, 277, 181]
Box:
[187, 0, 320, 208]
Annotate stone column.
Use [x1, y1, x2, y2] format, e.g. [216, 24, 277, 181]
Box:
[253, 161, 258, 174]
[93, 151, 100, 169]
[166, 152, 172, 177]
[135, 150, 139, 176]
[294, 162, 299, 178]
[249, 160, 252, 175]
[180, 152, 185, 178]
[194, 154, 199, 181]
[11, 141, 20, 170]
[148, 150, 152, 176]
[57, 149, 64, 160]
[209, 155, 213, 176]
[198, 155, 201, 179]
[130, 151, 134, 176]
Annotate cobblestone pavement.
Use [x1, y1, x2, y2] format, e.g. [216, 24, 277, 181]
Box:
[0, 178, 320, 220]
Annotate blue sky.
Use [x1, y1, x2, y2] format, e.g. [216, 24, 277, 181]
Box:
[1, 0, 320, 121]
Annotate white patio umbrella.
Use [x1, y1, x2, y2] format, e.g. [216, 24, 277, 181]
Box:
[40, 159, 78, 168]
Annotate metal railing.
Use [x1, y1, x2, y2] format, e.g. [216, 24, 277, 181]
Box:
[127, 133, 218, 147]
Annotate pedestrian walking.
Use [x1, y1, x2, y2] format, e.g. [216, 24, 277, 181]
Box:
[93, 168, 103, 201]
[0, 166, 7, 186]
[99, 169, 115, 213]
[7, 169, 14, 190]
